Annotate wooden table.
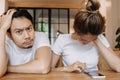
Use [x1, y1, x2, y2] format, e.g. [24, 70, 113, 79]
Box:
[1, 70, 120, 80]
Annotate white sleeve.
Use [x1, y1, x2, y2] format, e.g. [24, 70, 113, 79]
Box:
[5, 36, 13, 58]
[52, 35, 63, 55]
[35, 32, 50, 48]
[98, 34, 110, 48]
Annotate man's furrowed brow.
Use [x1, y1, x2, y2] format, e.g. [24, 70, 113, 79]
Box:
[14, 28, 23, 31]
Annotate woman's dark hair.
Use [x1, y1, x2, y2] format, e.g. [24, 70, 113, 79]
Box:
[8, 9, 33, 32]
[73, 0, 105, 35]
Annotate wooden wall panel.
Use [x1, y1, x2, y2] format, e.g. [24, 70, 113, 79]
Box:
[8, 0, 85, 8]
[0, 0, 8, 15]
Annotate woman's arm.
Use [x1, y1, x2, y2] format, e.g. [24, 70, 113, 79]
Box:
[51, 52, 86, 72]
[94, 38, 120, 72]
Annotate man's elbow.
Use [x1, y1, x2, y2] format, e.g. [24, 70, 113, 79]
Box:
[112, 64, 120, 72]
[36, 66, 50, 74]
[0, 74, 4, 78]
[41, 68, 50, 74]
[115, 67, 120, 73]
[0, 71, 6, 78]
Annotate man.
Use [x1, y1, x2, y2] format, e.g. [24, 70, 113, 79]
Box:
[0, 9, 51, 77]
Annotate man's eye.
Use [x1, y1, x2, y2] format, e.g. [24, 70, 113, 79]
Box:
[27, 27, 32, 31]
[16, 31, 22, 34]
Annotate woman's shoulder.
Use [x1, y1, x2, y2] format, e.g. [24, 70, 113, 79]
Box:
[58, 34, 72, 39]
[55, 34, 73, 44]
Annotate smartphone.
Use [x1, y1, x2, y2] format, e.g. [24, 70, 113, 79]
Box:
[86, 71, 106, 78]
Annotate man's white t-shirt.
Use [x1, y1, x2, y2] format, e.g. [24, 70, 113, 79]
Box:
[52, 34, 110, 71]
[5, 32, 50, 66]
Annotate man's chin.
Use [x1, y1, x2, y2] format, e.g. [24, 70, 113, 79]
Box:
[26, 46, 33, 49]
[23, 45, 33, 49]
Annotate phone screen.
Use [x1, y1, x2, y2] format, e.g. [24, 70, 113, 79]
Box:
[87, 71, 106, 78]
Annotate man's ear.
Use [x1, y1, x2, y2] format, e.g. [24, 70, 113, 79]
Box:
[7, 32, 13, 40]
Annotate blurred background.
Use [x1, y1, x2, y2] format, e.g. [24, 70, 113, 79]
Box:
[0, 0, 120, 49]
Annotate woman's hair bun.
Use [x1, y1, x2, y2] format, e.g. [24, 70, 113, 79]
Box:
[86, 0, 100, 11]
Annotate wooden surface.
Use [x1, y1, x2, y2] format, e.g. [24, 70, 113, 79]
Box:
[1, 70, 120, 80]
[8, 0, 85, 8]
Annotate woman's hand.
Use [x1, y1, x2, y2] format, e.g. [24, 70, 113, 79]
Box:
[0, 9, 16, 31]
[65, 61, 87, 72]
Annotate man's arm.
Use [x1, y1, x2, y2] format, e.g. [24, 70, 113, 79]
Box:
[51, 51, 60, 68]
[0, 29, 8, 77]
[0, 9, 15, 77]
[8, 46, 52, 74]
[94, 38, 120, 72]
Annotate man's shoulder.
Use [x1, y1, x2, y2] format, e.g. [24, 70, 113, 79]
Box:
[35, 31, 48, 39]
[34, 31, 50, 47]
[35, 31, 46, 36]
[5, 34, 14, 46]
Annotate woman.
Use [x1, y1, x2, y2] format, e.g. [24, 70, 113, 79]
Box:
[51, 0, 120, 72]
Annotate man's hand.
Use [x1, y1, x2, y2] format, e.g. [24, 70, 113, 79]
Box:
[0, 9, 16, 31]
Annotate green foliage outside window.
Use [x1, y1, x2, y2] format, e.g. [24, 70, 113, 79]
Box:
[38, 23, 48, 33]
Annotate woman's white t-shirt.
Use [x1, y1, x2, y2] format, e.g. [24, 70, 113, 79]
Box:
[5, 32, 50, 66]
[52, 34, 110, 71]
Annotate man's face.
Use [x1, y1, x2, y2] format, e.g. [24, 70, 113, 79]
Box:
[10, 17, 35, 49]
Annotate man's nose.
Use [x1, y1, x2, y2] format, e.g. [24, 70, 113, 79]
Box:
[24, 31, 30, 39]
